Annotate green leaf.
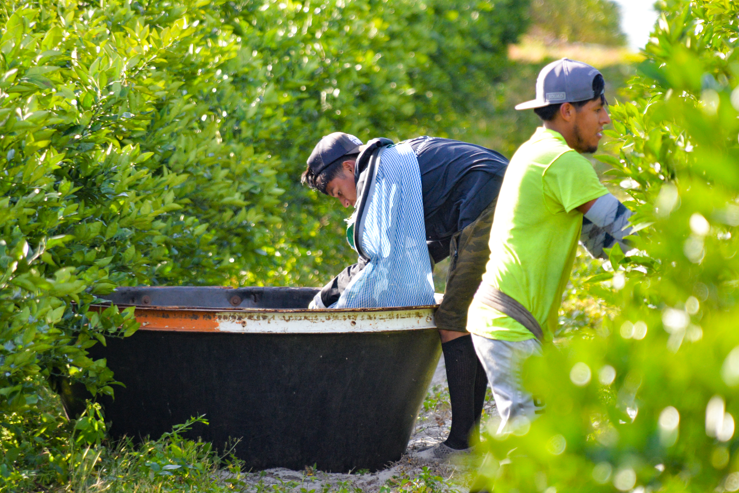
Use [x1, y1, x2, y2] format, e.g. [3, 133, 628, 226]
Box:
[46, 235, 73, 249]
[606, 244, 625, 267]
[41, 25, 63, 49]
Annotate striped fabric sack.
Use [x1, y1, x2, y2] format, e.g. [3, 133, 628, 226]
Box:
[334, 142, 435, 308]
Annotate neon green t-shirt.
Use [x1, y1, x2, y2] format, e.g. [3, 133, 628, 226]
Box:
[467, 127, 608, 342]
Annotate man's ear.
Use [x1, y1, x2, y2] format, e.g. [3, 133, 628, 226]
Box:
[559, 102, 575, 122]
[342, 159, 356, 174]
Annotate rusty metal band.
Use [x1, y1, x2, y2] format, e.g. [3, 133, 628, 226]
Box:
[89, 304, 438, 334]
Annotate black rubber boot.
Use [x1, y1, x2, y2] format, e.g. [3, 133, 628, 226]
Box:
[441, 335, 480, 450]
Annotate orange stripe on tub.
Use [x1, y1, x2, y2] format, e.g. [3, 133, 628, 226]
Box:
[133, 309, 221, 332]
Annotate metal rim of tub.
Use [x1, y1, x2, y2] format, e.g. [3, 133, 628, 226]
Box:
[90, 303, 438, 334]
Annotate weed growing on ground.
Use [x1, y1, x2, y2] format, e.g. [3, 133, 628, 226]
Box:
[48, 416, 248, 493]
[380, 467, 462, 493]
[315, 480, 364, 493]
[251, 477, 301, 492]
[421, 385, 450, 415]
[245, 477, 363, 493]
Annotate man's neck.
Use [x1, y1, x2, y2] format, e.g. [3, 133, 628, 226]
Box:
[543, 121, 580, 153]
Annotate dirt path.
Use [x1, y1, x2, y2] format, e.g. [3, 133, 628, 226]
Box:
[234, 357, 496, 492]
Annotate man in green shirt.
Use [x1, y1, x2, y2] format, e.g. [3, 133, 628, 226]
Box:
[467, 58, 633, 433]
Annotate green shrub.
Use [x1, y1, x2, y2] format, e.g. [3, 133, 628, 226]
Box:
[232, 0, 530, 286]
[65, 416, 245, 492]
[0, 0, 529, 489]
[473, 0, 739, 491]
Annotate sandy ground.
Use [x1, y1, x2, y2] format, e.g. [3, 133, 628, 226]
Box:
[234, 356, 497, 492]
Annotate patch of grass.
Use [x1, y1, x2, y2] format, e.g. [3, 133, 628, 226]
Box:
[421, 385, 451, 415]
[245, 477, 362, 493]
[250, 476, 301, 492]
[44, 416, 248, 493]
[380, 466, 462, 493]
[316, 480, 364, 493]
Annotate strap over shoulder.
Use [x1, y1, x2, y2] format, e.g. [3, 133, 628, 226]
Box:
[355, 137, 394, 178]
[353, 146, 385, 261]
[353, 138, 394, 261]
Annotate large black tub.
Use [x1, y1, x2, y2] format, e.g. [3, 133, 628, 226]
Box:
[78, 286, 441, 472]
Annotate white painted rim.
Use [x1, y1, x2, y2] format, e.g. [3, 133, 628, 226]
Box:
[215, 308, 437, 333]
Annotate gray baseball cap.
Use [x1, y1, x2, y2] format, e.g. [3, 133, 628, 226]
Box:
[307, 132, 364, 176]
[515, 58, 603, 110]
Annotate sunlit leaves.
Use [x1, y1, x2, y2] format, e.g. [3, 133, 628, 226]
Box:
[1, 0, 532, 488]
[474, 0, 739, 491]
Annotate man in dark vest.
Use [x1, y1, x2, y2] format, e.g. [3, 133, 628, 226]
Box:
[301, 133, 508, 459]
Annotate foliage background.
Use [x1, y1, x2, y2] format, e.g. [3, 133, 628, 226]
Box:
[474, 0, 739, 492]
[527, 0, 625, 46]
[0, 0, 530, 489]
[13, 0, 738, 491]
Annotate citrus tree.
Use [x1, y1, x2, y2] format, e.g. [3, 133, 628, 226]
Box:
[527, 0, 626, 45]
[473, 0, 739, 491]
[0, 0, 529, 488]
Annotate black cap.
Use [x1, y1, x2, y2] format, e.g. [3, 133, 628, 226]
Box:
[307, 132, 364, 177]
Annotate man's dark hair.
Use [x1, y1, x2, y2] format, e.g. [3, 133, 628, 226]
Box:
[533, 74, 607, 121]
[301, 154, 358, 194]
